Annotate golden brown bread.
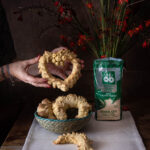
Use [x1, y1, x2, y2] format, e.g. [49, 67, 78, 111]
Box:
[38, 47, 81, 92]
[52, 94, 92, 120]
[53, 132, 93, 150]
[37, 98, 56, 119]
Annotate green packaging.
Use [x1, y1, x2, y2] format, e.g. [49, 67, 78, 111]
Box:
[93, 57, 124, 120]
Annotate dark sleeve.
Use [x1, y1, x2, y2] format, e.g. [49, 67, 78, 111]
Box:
[0, 1, 16, 66]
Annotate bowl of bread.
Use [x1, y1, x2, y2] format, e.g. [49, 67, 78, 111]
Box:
[35, 94, 92, 134]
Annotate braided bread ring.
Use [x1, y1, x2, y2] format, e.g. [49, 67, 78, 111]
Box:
[53, 132, 93, 150]
[52, 94, 92, 120]
[37, 98, 56, 119]
[38, 48, 81, 92]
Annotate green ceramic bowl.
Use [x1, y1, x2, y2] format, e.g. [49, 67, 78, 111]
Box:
[34, 112, 92, 134]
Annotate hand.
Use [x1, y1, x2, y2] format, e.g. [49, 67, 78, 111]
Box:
[9, 56, 50, 88]
[46, 47, 84, 80]
[46, 60, 84, 80]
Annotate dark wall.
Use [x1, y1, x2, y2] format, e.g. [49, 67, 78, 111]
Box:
[0, 0, 150, 106]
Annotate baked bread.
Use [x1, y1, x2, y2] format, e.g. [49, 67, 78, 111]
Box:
[53, 132, 93, 150]
[38, 47, 81, 92]
[52, 94, 92, 120]
[37, 98, 56, 119]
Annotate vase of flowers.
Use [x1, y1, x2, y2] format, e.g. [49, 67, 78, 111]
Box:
[49, 0, 150, 120]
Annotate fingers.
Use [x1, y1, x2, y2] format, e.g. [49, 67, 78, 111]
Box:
[26, 75, 47, 84]
[52, 71, 67, 80]
[30, 82, 51, 88]
[23, 73, 51, 88]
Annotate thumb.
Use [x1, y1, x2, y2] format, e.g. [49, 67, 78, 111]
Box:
[25, 55, 40, 65]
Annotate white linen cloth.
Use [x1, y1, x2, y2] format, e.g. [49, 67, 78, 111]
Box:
[22, 111, 146, 150]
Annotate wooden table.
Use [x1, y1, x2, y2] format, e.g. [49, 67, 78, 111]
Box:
[0, 98, 150, 150]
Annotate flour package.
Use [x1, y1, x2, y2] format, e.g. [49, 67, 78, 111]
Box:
[93, 57, 124, 120]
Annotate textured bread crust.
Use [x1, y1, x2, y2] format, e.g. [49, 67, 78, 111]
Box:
[53, 132, 93, 150]
[37, 98, 56, 119]
[38, 48, 81, 92]
[52, 94, 92, 120]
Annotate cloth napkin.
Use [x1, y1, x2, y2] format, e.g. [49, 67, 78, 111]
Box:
[22, 111, 146, 150]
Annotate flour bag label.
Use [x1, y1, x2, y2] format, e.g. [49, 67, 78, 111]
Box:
[93, 57, 123, 120]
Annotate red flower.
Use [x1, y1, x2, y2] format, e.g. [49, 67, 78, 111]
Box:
[142, 41, 149, 48]
[122, 20, 127, 32]
[134, 27, 140, 33]
[138, 25, 143, 30]
[60, 35, 67, 42]
[101, 55, 106, 58]
[86, 3, 93, 9]
[134, 25, 143, 33]
[77, 34, 87, 46]
[64, 17, 72, 23]
[118, 0, 128, 4]
[125, 9, 131, 15]
[70, 42, 75, 47]
[58, 6, 64, 14]
[60, 35, 65, 39]
[77, 39, 84, 46]
[79, 34, 86, 40]
[128, 30, 134, 37]
[54, 1, 59, 7]
[145, 20, 150, 27]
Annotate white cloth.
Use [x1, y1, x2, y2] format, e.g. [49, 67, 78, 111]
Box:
[22, 111, 146, 150]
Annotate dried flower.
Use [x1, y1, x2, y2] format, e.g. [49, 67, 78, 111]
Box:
[60, 35, 67, 42]
[53, 0, 149, 58]
[118, 0, 128, 5]
[101, 55, 107, 58]
[77, 39, 84, 46]
[79, 35, 86, 41]
[134, 25, 143, 33]
[54, 1, 59, 7]
[58, 6, 64, 14]
[142, 40, 149, 48]
[145, 20, 150, 27]
[86, 3, 93, 9]
[70, 42, 75, 47]
[122, 20, 127, 32]
[128, 30, 134, 37]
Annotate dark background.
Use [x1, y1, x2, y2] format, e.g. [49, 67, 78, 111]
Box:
[0, 0, 150, 148]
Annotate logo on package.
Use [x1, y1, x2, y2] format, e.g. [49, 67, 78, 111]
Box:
[102, 71, 115, 84]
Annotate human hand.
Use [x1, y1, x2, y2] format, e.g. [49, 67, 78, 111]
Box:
[46, 47, 84, 80]
[9, 56, 50, 88]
